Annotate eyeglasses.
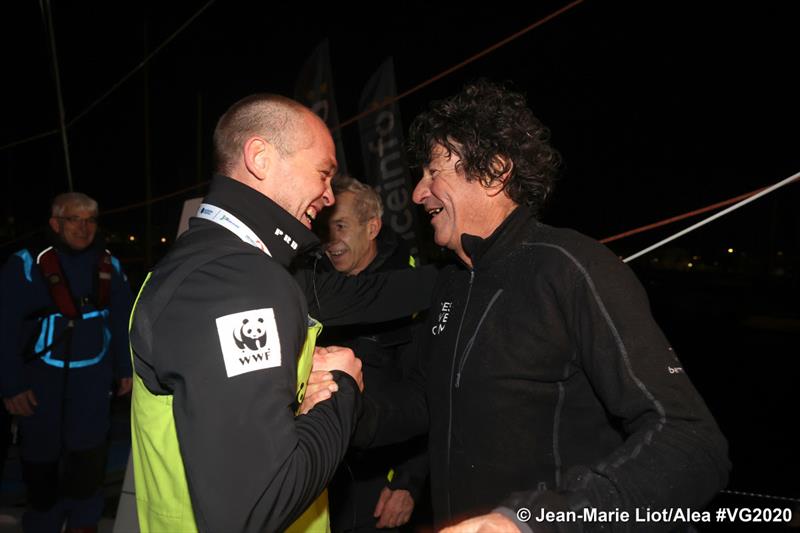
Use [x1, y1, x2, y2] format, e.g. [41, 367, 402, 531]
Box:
[59, 216, 98, 226]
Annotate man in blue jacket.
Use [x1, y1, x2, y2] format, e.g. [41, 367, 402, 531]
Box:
[0, 192, 132, 533]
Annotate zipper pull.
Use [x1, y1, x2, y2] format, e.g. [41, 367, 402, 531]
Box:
[455, 372, 461, 388]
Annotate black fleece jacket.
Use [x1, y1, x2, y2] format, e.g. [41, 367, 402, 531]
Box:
[362, 206, 730, 532]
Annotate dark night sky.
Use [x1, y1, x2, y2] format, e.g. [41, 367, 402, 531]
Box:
[2, 0, 798, 255]
[1, 0, 799, 515]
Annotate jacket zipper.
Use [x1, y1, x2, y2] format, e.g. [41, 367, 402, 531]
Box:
[455, 288, 503, 388]
[445, 270, 474, 520]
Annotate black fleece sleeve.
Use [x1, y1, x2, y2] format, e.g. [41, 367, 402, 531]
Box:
[157, 254, 361, 533]
[353, 310, 433, 450]
[294, 264, 438, 326]
[500, 244, 730, 533]
[386, 441, 429, 502]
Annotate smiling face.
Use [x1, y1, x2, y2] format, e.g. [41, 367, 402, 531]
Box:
[412, 144, 493, 265]
[49, 204, 98, 251]
[267, 113, 337, 229]
[325, 191, 379, 276]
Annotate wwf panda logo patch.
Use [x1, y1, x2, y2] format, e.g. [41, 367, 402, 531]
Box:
[234, 317, 267, 350]
[215, 308, 281, 378]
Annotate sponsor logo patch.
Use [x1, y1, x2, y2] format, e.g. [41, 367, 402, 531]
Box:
[432, 301, 453, 336]
[216, 308, 281, 377]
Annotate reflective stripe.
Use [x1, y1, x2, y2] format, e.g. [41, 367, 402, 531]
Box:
[35, 246, 54, 264]
[110, 255, 122, 275]
[38, 309, 111, 368]
[14, 249, 34, 282]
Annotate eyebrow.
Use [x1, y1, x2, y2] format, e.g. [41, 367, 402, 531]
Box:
[321, 159, 337, 176]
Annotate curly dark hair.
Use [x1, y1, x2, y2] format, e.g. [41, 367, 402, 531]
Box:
[408, 79, 560, 217]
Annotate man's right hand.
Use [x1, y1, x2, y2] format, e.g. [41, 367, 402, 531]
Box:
[299, 370, 339, 415]
[313, 346, 364, 391]
[3, 389, 38, 416]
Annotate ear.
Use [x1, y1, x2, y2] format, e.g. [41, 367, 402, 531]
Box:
[242, 136, 273, 181]
[366, 215, 382, 240]
[485, 154, 514, 197]
[49, 217, 60, 234]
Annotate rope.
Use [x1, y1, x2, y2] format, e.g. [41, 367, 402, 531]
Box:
[2, 2, 584, 228]
[40, 0, 73, 191]
[600, 187, 770, 244]
[720, 489, 800, 504]
[1, 0, 573, 148]
[622, 171, 800, 263]
[338, 0, 584, 130]
[100, 180, 209, 216]
[0, 0, 217, 152]
[67, 0, 217, 127]
[0, 129, 58, 152]
[0, 181, 209, 249]
[0, 229, 44, 251]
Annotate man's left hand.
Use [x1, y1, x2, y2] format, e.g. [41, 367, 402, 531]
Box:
[116, 377, 133, 396]
[373, 486, 414, 528]
[439, 512, 521, 533]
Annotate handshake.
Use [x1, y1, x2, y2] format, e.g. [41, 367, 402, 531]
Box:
[299, 346, 364, 415]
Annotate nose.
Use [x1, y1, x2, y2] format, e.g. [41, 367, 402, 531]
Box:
[412, 177, 430, 205]
[323, 180, 335, 207]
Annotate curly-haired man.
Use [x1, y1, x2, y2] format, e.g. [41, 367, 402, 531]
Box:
[358, 80, 730, 533]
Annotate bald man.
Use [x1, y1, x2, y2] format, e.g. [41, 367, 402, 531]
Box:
[129, 94, 364, 533]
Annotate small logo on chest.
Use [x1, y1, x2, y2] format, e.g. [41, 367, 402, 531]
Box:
[432, 301, 453, 336]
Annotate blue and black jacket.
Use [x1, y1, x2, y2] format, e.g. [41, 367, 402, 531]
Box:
[0, 237, 132, 397]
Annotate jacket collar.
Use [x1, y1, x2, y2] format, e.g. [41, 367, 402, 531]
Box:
[460, 205, 536, 269]
[364, 228, 408, 274]
[202, 175, 320, 268]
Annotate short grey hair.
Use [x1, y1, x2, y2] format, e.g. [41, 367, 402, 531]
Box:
[51, 192, 98, 217]
[213, 93, 310, 174]
[332, 175, 383, 222]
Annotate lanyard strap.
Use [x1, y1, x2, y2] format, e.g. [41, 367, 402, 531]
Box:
[196, 203, 272, 256]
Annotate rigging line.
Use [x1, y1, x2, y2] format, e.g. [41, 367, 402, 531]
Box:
[0, 129, 59, 152]
[2, 0, 572, 151]
[0, 180, 209, 249]
[0, 229, 44, 251]
[600, 186, 771, 244]
[0, 0, 218, 154]
[100, 180, 210, 216]
[720, 489, 800, 504]
[67, 0, 217, 127]
[41, 0, 73, 191]
[623, 172, 800, 263]
[337, 0, 584, 130]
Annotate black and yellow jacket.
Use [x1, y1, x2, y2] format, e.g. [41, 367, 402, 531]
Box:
[130, 176, 436, 532]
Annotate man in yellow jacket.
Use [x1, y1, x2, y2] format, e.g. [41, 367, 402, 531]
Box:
[129, 94, 364, 532]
